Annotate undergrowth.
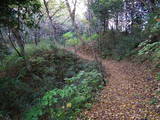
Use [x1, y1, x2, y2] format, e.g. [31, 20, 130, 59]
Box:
[24, 70, 103, 120]
[0, 40, 55, 72]
[0, 42, 103, 120]
[137, 41, 160, 66]
[98, 30, 144, 60]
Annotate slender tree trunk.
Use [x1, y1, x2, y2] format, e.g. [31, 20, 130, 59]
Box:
[34, 30, 38, 46]
[124, 0, 128, 33]
[115, 13, 119, 31]
[11, 28, 25, 57]
[65, 0, 85, 44]
[11, 28, 31, 71]
[105, 16, 109, 31]
[43, 0, 59, 45]
[103, 18, 106, 32]
[8, 29, 22, 57]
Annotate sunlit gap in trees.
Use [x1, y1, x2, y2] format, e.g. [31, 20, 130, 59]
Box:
[40, 0, 87, 19]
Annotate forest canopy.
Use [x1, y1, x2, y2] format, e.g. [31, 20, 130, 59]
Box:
[0, 0, 41, 28]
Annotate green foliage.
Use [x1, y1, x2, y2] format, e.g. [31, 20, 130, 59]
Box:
[63, 32, 74, 39]
[99, 31, 143, 60]
[150, 97, 159, 105]
[63, 32, 80, 46]
[0, 77, 33, 118]
[138, 42, 160, 56]
[0, 43, 10, 61]
[0, 53, 24, 71]
[133, 7, 160, 64]
[146, 8, 160, 34]
[0, 40, 56, 71]
[91, 0, 123, 24]
[66, 38, 80, 46]
[0, 43, 10, 71]
[0, 0, 41, 28]
[138, 41, 160, 62]
[24, 70, 103, 120]
[89, 33, 99, 40]
[0, 44, 102, 119]
[63, 32, 100, 46]
[30, 57, 46, 64]
[84, 34, 99, 42]
[25, 40, 54, 56]
[156, 73, 160, 81]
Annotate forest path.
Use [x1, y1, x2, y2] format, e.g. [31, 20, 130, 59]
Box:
[67, 48, 160, 120]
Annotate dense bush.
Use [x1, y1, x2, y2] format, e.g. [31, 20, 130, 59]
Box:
[98, 30, 144, 60]
[63, 32, 98, 46]
[24, 70, 103, 120]
[0, 40, 55, 71]
[138, 41, 160, 59]
[135, 41, 160, 67]
[0, 42, 103, 119]
[0, 77, 33, 118]
[63, 32, 80, 46]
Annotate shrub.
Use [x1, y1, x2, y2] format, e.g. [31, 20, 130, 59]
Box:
[0, 45, 102, 119]
[0, 53, 24, 71]
[0, 43, 10, 60]
[25, 40, 54, 56]
[156, 72, 160, 81]
[98, 31, 143, 60]
[137, 41, 160, 63]
[63, 32, 81, 46]
[0, 40, 56, 71]
[66, 38, 80, 46]
[24, 70, 103, 120]
[0, 77, 33, 118]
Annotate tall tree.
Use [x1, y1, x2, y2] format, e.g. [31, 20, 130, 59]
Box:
[65, 0, 85, 44]
[43, 0, 58, 43]
[0, 0, 41, 56]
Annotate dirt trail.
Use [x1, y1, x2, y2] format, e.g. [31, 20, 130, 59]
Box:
[70, 49, 160, 120]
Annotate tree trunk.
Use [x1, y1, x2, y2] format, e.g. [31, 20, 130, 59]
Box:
[8, 29, 22, 57]
[103, 18, 106, 32]
[65, 0, 85, 45]
[34, 30, 38, 46]
[11, 28, 25, 57]
[43, 0, 59, 45]
[115, 13, 119, 31]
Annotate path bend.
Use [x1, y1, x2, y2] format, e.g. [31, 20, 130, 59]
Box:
[73, 49, 160, 120]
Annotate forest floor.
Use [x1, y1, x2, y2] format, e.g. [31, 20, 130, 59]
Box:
[68, 47, 160, 120]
